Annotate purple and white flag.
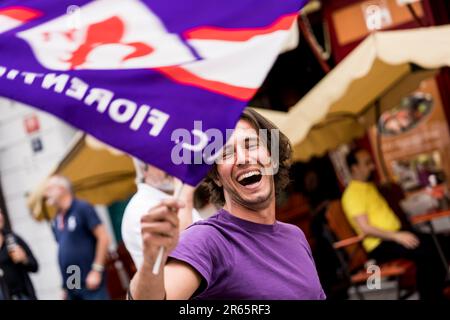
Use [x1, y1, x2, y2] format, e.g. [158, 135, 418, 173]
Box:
[0, 0, 306, 185]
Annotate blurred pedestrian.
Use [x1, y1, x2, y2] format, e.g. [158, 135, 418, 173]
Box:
[122, 160, 202, 267]
[45, 176, 111, 300]
[0, 209, 38, 300]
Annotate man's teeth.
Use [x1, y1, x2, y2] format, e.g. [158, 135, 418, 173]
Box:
[237, 170, 260, 182]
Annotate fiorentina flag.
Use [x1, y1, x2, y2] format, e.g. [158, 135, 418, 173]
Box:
[0, 0, 306, 185]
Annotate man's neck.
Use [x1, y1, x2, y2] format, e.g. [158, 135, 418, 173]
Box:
[223, 199, 276, 225]
[58, 195, 73, 214]
[351, 175, 368, 183]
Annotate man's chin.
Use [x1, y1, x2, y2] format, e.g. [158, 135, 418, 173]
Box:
[238, 192, 273, 210]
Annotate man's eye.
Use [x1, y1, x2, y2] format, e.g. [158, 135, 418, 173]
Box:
[222, 149, 233, 159]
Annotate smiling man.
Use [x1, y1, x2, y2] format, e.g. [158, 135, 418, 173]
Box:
[128, 108, 325, 300]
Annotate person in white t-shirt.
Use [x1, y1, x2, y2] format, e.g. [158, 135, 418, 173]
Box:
[121, 159, 202, 267]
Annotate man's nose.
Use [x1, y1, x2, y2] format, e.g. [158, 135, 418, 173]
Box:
[235, 146, 248, 165]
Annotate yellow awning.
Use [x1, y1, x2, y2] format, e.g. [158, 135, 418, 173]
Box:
[27, 133, 136, 221]
[255, 25, 450, 161]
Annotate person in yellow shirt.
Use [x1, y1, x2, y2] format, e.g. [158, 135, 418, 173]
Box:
[342, 148, 449, 300]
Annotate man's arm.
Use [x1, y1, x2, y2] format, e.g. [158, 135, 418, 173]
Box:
[85, 224, 111, 290]
[15, 235, 39, 273]
[128, 199, 202, 300]
[92, 224, 111, 269]
[130, 259, 201, 300]
[354, 214, 419, 249]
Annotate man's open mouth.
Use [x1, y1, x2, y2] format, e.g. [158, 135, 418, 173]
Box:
[236, 170, 262, 186]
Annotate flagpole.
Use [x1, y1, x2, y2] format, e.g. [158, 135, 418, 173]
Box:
[152, 182, 185, 275]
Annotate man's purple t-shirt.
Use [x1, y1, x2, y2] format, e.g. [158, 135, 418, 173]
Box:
[169, 209, 326, 300]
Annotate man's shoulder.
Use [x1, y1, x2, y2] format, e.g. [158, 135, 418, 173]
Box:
[126, 184, 166, 209]
[71, 199, 99, 223]
[181, 214, 226, 240]
[122, 190, 161, 224]
[277, 220, 301, 230]
[341, 187, 350, 204]
[277, 221, 307, 239]
[175, 214, 233, 258]
[342, 181, 359, 202]
[72, 198, 94, 210]
[184, 215, 220, 232]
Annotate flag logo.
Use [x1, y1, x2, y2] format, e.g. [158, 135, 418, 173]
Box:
[18, 0, 196, 71]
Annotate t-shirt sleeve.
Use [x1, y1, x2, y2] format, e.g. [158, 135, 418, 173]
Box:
[81, 203, 102, 231]
[295, 226, 314, 260]
[168, 223, 231, 295]
[343, 188, 367, 219]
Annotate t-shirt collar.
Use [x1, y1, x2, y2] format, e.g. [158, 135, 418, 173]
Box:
[350, 180, 374, 188]
[59, 198, 76, 220]
[218, 208, 279, 234]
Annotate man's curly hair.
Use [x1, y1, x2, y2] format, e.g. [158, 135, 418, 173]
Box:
[202, 108, 292, 207]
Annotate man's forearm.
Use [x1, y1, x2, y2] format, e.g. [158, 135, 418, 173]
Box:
[129, 260, 166, 300]
[363, 225, 397, 242]
[93, 234, 109, 267]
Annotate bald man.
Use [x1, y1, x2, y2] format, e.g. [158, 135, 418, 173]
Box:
[45, 176, 111, 300]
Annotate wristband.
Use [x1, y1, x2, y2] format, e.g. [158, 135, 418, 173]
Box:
[92, 263, 105, 272]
